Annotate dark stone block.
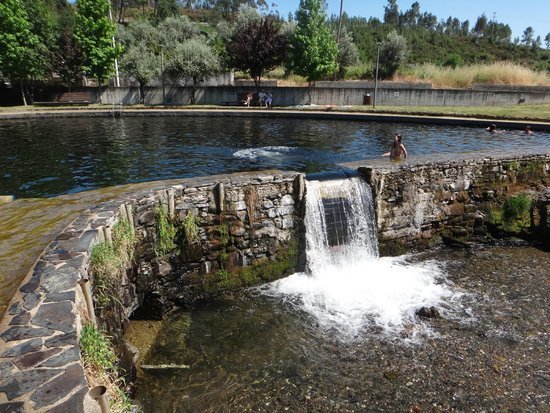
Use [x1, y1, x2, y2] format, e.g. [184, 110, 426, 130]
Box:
[44, 332, 77, 348]
[0, 368, 61, 400]
[44, 291, 76, 303]
[23, 292, 40, 311]
[7, 302, 20, 316]
[19, 273, 41, 294]
[65, 255, 85, 270]
[41, 266, 79, 293]
[0, 402, 25, 413]
[14, 348, 62, 369]
[0, 361, 14, 378]
[47, 386, 88, 413]
[0, 327, 53, 342]
[31, 302, 75, 334]
[55, 230, 80, 241]
[39, 347, 80, 368]
[0, 338, 42, 357]
[30, 364, 86, 409]
[8, 311, 30, 326]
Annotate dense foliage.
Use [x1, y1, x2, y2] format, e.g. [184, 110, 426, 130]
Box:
[0, 0, 548, 103]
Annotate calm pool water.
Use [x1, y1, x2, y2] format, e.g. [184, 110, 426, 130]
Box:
[1, 116, 548, 198]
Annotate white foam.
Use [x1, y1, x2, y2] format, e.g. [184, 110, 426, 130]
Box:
[259, 178, 464, 341]
[265, 255, 460, 339]
[233, 146, 294, 160]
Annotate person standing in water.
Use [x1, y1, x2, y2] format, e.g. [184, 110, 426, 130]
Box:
[382, 133, 408, 160]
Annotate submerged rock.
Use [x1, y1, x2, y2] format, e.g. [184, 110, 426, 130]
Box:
[415, 306, 440, 319]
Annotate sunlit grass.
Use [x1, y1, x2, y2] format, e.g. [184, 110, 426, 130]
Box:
[397, 62, 550, 88]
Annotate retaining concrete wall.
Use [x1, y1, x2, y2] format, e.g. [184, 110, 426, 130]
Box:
[100, 85, 550, 107]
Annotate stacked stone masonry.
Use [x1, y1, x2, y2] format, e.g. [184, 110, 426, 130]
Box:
[359, 154, 550, 244]
[0, 171, 303, 412]
[1, 156, 548, 412]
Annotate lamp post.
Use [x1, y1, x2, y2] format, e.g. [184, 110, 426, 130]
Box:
[373, 42, 381, 108]
[160, 48, 165, 105]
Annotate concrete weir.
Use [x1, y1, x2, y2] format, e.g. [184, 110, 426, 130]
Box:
[0, 155, 549, 412]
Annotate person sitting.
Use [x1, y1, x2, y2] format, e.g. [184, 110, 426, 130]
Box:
[265, 91, 273, 109]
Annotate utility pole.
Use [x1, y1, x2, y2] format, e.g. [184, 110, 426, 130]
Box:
[373, 42, 381, 108]
[108, 0, 120, 88]
[160, 48, 165, 105]
[337, 0, 344, 44]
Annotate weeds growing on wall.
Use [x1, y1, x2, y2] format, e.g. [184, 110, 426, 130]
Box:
[182, 211, 199, 244]
[80, 324, 134, 413]
[488, 194, 532, 233]
[90, 218, 136, 308]
[154, 206, 176, 256]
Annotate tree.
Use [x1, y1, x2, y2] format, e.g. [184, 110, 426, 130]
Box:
[153, 0, 178, 23]
[0, 0, 41, 105]
[75, 0, 120, 92]
[336, 27, 359, 79]
[227, 16, 288, 87]
[522, 26, 534, 45]
[383, 0, 399, 26]
[545, 33, 550, 49]
[378, 30, 408, 79]
[290, 0, 338, 86]
[53, 31, 85, 89]
[472, 14, 487, 37]
[165, 38, 220, 104]
[120, 43, 158, 103]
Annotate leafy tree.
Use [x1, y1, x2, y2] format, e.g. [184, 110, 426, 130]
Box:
[472, 14, 487, 37]
[383, 0, 399, 26]
[532, 35, 541, 49]
[153, 0, 178, 23]
[53, 31, 85, 89]
[522, 26, 534, 45]
[0, 0, 41, 105]
[75, 0, 120, 92]
[165, 38, 220, 103]
[378, 30, 408, 79]
[545, 33, 550, 49]
[401, 1, 420, 27]
[157, 16, 201, 49]
[336, 27, 359, 79]
[120, 43, 158, 103]
[227, 16, 288, 87]
[290, 0, 338, 85]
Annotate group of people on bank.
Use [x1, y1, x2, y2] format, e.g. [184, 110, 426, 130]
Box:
[243, 91, 273, 108]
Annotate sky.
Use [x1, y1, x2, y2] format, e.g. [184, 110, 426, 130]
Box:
[270, 0, 550, 41]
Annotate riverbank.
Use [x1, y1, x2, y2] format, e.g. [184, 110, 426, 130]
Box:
[0, 103, 550, 123]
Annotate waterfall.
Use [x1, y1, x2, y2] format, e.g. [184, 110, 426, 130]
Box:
[263, 177, 461, 340]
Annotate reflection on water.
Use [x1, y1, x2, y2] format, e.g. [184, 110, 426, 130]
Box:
[1, 117, 548, 198]
[136, 246, 549, 413]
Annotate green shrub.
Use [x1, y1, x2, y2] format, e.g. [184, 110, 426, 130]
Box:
[182, 211, 199, 244]
[444, 53, 464, 68]
[502, 194, 531, 230]
[80, 324, 116, 371]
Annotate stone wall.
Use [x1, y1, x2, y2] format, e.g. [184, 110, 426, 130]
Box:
[0, 171, 304, 412]
[359, 154, 550, 247]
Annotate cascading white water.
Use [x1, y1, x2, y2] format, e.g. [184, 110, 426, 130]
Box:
[264, 177, 462, 340]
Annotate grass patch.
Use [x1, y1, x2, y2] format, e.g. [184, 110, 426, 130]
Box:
[90, 218, 136, 308]
[182, 211, 199, 244]
[488, 194, 532, 233]
[154, 206, 176, 256]
[80, 324, 134, 413]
